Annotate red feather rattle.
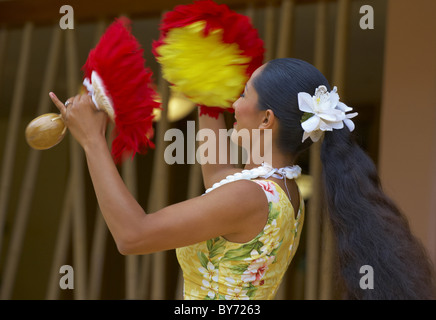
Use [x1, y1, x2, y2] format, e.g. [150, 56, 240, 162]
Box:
[152, 0, 264, 119]
[25, 18, 160, 163]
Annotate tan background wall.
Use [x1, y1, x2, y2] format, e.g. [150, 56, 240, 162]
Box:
[379, 0, 436, 265]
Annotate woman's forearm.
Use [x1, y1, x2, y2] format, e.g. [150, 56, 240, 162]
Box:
[83, 136, 146, 251]
[198, 110, 238, 188]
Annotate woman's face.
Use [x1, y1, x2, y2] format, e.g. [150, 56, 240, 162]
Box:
[232, 64, 267, 134]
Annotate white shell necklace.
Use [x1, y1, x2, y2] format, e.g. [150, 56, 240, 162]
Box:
[204, 162, 302, 194]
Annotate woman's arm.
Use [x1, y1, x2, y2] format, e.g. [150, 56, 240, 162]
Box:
[49, 93, 268, 255]
[198, 109, 241, 189]
[84, 133, 268, 255]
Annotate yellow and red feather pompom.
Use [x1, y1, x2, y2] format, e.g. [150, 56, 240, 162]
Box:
[83, 17, 161, 163]
[153, 0, 264, 118]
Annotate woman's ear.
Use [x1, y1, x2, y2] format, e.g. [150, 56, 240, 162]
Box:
[259, 109, 275, 129]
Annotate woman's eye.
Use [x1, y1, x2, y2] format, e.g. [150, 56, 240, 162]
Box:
[240, 93, 245, 98]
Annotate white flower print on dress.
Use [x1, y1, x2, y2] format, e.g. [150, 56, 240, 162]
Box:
[201, 279, 219, 299]
[225, 286, 250, 300]
[198, 261, 219, 282]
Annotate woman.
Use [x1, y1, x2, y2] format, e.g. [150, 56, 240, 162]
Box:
[49, 58, 435, 300]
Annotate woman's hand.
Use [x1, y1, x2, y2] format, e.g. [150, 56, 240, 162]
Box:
[49, 92, 108, 150]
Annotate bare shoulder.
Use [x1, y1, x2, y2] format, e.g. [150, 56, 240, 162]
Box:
[202, 179, 269, 242]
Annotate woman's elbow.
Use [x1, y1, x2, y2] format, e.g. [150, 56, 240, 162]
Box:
[116, 235, 146, 255]
[116, 241, 135, 256]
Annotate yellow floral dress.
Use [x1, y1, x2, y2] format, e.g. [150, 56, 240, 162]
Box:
[176, 179, 305, 300]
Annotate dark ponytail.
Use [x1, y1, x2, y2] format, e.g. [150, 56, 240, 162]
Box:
[253, 58, 436, 299]
[321, 128, 436, 299]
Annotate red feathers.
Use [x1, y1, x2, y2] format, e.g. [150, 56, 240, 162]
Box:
[83, 17, 160, 163]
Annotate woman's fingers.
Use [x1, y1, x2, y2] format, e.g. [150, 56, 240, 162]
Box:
[48, 92, 66, 114]
[49, 92, 67, 118]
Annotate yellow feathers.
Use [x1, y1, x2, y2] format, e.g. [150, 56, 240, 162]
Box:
[155, 21, 250, 109]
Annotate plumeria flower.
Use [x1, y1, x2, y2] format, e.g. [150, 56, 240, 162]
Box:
[225, 286, 250, 300]
[298, 85, 358, 142]
[259, 219, 281, 255]
[201, 279, 219, 299]
[198, 261, 219, 282]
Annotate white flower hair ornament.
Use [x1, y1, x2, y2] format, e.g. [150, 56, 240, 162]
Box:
[298, 85, 358, 143]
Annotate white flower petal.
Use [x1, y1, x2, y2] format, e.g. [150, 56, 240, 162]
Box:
[343, 118, 355, 132]
[298, 92, 315, 113]
[198, 267, 207, 274]
[225, 277, 235, 284]
[321, 120, 343, 130]
[302, 131, 311, 142]
[250, 249, 260, 257]
[336, 101, 352, 112]
[346, 112, 358, 119]
[329, 90, 340, 108]
[318, 111, 343, 122]
[309, 130, 324, 142]
[301, 115, 320, 132]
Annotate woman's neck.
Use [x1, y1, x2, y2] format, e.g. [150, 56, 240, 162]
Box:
[243, 143, 295, 170]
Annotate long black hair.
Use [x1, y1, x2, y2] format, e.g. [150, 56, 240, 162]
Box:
[252, 58, 436, 299]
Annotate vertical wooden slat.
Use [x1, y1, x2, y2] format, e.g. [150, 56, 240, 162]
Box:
[123, 157, 139, 299]
[305, 0, 328, 300]
[319, 0, 350, 300]
[332, 0, 350, 92]
[264, 0, 276, 62]
[0, 26, 8, 94]
[274, 0, 295, 299]
[314, 0, 328, 75]
[0, 22, 33, 299]
[46, 175, 74, 299]
[87, 20, 109, 301]
[87, 208, 107, 299]
[148, 76, 171, 300]
[245, 2, 255, 22]
[10, 25, 62, 299]
[175, 114, 203, 299]
[65, 28, 87, 300]
[0, 22, 32, 263]
[137, 251, 151, 299]
[118, 13, 138, 296]
[276, 0, 295, 59]
[137, 65, 171, 299]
